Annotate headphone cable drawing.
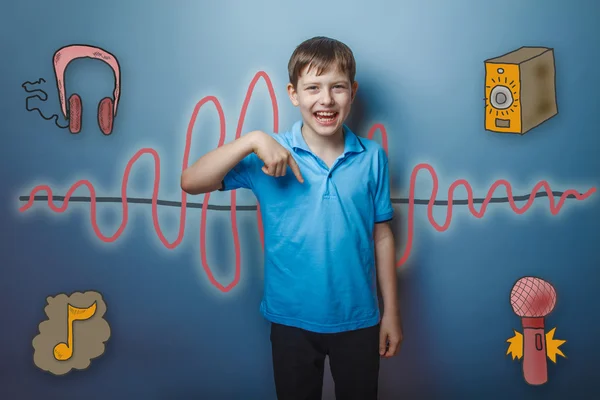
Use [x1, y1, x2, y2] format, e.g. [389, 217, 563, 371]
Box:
[18, 71, 597, 293]
[22, 78, 69, 129]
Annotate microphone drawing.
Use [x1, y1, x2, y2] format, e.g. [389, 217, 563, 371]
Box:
[507, 276, 566, 385]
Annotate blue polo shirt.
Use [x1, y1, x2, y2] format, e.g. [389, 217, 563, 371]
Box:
[219, 120, 394, 333]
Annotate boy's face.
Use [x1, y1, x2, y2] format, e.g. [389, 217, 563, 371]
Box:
[287, 65, 358, 140]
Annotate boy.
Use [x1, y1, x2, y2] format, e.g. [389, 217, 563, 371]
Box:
[181, 36, 403, 400]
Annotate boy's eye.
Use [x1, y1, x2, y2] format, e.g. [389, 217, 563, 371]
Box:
[306, 85, 345, 90]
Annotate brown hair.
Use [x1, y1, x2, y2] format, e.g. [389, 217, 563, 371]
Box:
[287, 36, 356, 88]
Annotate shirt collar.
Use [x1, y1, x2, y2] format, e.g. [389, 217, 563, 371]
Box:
[290, 120, 365, 156]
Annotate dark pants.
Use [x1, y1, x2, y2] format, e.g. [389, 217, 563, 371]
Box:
[270, 322, 380, 400]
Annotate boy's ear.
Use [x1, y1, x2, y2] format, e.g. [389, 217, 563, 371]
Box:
[351, 81, 359, 103]
[287, 83, 299, 106]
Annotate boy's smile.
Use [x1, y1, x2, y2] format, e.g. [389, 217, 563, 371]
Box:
[287, 65, 358, 144]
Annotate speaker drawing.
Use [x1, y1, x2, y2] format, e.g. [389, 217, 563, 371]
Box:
[484, 47, 558, 135]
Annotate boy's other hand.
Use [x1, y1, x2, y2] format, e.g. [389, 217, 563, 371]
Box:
[249, 131, 304, 183]
[379, 311, 403, 358]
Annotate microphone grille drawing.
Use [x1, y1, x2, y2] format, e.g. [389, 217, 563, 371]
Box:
[510, 276, 557, 318]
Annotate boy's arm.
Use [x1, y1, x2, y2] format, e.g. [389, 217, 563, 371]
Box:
[374, 221, 399, 316]
[374, 220, 403, 357]
[181, 130, 303, 195]
[372, 148, 397, 313]
[180, 131, 258, 195]
[371, 146, 402, 357]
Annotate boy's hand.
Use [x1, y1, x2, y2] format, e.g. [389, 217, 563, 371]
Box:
[379, 311, 403, 358]
[249, 131, 304, 183]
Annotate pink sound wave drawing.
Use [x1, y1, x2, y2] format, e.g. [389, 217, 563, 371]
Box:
[18, 71, 597, 292]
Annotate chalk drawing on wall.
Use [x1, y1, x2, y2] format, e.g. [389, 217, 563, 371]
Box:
[22, 44, 121, 135]
[21, 78, 70, 129]
[484, 46, 558, 135]
[16, 70, 597, 293]
[507, 276, 566, 385]
[32, 290, 111, 376]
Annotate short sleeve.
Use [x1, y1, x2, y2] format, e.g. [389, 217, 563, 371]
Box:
[374, 149, 394, 223]
[218, 153, 259, 192]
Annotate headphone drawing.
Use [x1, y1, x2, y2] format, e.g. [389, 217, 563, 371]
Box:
[53, 44, 121, 135]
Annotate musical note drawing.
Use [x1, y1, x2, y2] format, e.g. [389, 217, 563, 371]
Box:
[53, 302, 98, 361]
[33, 291, 110, 376]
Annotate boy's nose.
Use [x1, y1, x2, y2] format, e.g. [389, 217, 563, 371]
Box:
[319, 92, 334, 105]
